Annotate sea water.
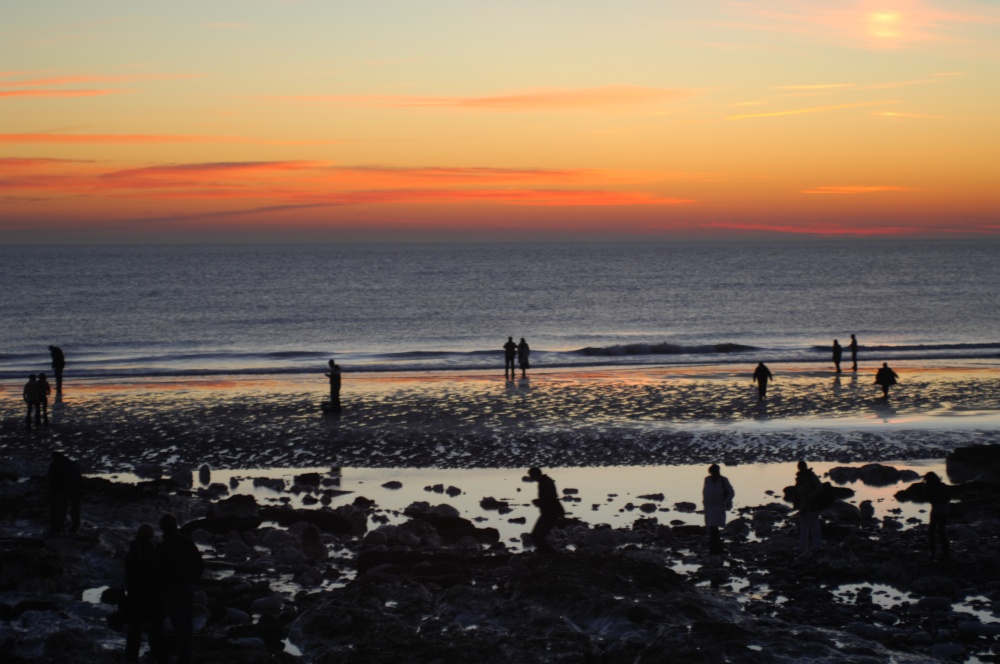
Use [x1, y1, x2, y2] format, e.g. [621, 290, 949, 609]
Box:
[1, 239, 998, 379]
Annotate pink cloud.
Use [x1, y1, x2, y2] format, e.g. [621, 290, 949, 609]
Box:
[728, 99, 899, 120]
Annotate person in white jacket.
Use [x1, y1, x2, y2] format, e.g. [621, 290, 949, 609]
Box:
[702, 464, 735, 555]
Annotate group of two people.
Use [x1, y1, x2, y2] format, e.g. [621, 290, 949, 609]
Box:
[123, 514, 204, 664]
[751, 359, 900, 402]
[22, 346, 66, 429]
[503, 337, 530, 379]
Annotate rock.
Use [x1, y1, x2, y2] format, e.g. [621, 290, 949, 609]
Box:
[912, 577, 959, 597]
[446, 486, 462, 497]
[381, 481, 403, 490]
[252, 477, 286, 492]
[639, 503, 657, 514]
[947, 444, 1000, 484]
[930, 643, 965, 659]
[674, 502, 697, 512]
[224, 607, 251, 624]
[917, 596, 952, 611]
[479, 497, 509, 511]
[957, 621, 1000, 637]
[232, 636, 268, 650]
[134, 463, 163, 480]
[251, 595, 284, 614]
[198, 464, 211, 485]
[872, 610, 898, 625]
[294, 472, 323, 487]
[214, 494, 258, 519]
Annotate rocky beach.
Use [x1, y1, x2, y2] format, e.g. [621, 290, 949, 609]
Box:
[2, 364, 1000, 662]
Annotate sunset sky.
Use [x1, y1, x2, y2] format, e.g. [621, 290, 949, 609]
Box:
[2, 0, 999, 241]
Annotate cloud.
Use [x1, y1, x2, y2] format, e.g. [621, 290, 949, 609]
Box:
[0, 89, 124, 98]
[801, 185, 914, 195]
[280, 86, 694, 111]
[0, 133, 342, 145]
[774, 83, 856, 91]
[1, 73, 201, 87]
[728, 99, 899, 120]
[0, 158, 694, 211]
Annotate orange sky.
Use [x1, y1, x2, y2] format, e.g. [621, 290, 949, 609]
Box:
[2, 1, 998, 241]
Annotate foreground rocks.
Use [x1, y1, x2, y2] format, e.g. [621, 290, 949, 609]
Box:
[2, 447, 1000, 662]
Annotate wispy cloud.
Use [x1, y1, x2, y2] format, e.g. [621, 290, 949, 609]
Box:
[280, 86, 694, 111]
[0, 89, 124, 98]
[0, 159, 693, 209]
[728, 99, 899, 120]
[801, 185, 914, 195]
[0, 133, 342, 145]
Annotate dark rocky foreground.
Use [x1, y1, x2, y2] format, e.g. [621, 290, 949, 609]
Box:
[2, 448, 1000, 663]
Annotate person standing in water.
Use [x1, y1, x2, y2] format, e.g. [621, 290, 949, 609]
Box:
[702, 464, 735, 555]
[874, 362, 899, 398]
[752, 362, 773, 402]
[832, 339, 843, 373]
[325, 359, 342, 414]
[503, 337, 517, 378]
[517, 337, 530, 378]
[49, 346, 66, 392]
[23, 374, 40, 429]
[37, 373, 52, 425]
[527, 467, 565, 554]
[795, 460, 824, 552]
[848, 334, 858, 372]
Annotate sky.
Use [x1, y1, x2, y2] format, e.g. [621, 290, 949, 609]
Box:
[1, 0, 999, 242]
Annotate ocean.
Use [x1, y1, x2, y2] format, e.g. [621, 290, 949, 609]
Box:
[1, 239, 998, 380]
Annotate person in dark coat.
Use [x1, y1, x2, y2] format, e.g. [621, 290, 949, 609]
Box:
[124, 523, 165, 663]
[527, 467, 565, 554]
[752, 362, 773, 401]
[48, 451, 82, 533]
[874, 362, 899, 398]
[832, 339, 843, 373]
[23, 374, 40, 429]
[517, 338, 530, 378]
[503, 337, 517, 378]
[325, 359, 342, 413]
[848, 334, 858, 372]
[923, 472, 951, 562]
[49, 345, 66, 392]
[155, 513, 203, 664]
[795, 460, 823, 551]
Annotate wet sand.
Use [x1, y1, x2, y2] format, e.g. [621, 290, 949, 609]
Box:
[2, 362, 999, 474]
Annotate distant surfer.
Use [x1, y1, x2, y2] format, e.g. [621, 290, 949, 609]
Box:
[517, 337, 530, 378]
[848, 334, 858, 372]
[752, 362, 773, 402]
[874, 362, 898, 398]
[832, 339, 842, 373]
[503, 337, 517, 378]
[325, 359, 342, 413]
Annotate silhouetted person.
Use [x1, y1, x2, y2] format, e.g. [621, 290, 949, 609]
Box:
[23, 374, 40, 429]
[922, 472, 951, 562]
[702, 464, 735, 555]
[49, 345, 65, 392]
[49, 451, 82, 533]
[503, 337, 517, 378]
[155, 513, 203, 664]
[752, 362, 773, 401]
[874, 362, 898, 398]
[527, 467, 565, 554]
[325, 359, 342, 413]
[517, 338, 530, 378]
[848, 334, 858, 372]
[37, 373, 51, 425]
[832, 339, 842, 373]
[124, 523, 165, 663]
[795, 460, 823, 551]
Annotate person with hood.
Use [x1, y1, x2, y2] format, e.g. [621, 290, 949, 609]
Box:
[832, 339, 843, 373]
[325, 359, 342, 413]
[517, 338, 531, 378]
[874, 362, 899, 398]
[702, 464, 735, 554]
[49, 345, 66, 392]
